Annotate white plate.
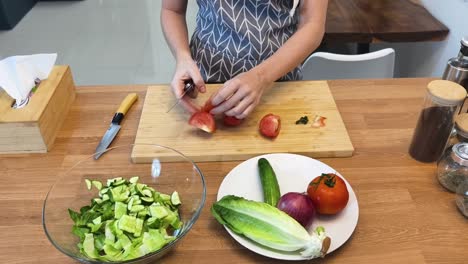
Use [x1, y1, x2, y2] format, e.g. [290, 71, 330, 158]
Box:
[217, 153, 359, 260]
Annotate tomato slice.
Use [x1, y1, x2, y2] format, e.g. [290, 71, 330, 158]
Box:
[188, 111, 216, 133]
[259, 113, 281, 138]
[223, 115, 243, 126]
[311, 115, 327, 128]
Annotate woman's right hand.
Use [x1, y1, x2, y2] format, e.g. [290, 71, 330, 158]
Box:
[171, 56, 206, 113]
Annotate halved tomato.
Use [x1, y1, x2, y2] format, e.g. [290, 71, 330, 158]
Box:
[223, 115, 243, 126]
[259, 113, 281, 138]
[188, 111, 216, 133]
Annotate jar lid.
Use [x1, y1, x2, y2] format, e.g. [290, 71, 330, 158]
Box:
[456, 114, 468, 138]
[462, 36, 468, 47]
[462, 37, 468, 56]
[451, 142, 468, 166]
[427, 80, 467, 106]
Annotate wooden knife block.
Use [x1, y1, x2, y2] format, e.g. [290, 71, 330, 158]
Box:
[0, 65, 76, 154]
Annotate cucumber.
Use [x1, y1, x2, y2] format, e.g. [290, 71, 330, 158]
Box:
[85, 179, 92, 190]
[170, 191, 181, 206]
[92, 180, 103, 191]
[140, 197, 154, 203]
[68, 177, 183, 261]
[258, 158, 281, 207]
[114, 202, 127, 219]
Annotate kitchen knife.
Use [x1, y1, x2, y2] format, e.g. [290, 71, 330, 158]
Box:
[94, 93, 138, 160]
[166, 80, 196, 113]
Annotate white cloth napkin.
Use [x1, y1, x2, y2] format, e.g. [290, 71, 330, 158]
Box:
[0, 54, 57, 105]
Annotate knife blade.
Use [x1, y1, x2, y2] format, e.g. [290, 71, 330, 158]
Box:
[94, 93, 138, 160]
[166, 80, 196, 113]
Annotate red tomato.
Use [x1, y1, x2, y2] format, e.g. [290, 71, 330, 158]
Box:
[223, 115, 243, 126]
[188, 111, 216, 133]
[201, 95, 216, 113]
[307, 173, 349, 215]
[201, 101, 214, 113]
[259, 113, 281, 138]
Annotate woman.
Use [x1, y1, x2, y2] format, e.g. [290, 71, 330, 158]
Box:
[161, 0, 328, 118]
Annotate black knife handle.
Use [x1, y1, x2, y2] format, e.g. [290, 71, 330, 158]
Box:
[112, 113, 124, 125]
[184, 80, 197, 99]
[111, 93, 138, 125]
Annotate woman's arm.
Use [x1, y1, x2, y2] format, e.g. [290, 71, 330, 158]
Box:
[161, 0, 205, 112]
[210, 0, 328, 118]
[255, 0, 328, 83]
[161, 0, 191, 61]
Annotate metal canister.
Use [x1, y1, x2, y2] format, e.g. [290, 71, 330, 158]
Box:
[443, 37, 468, 113]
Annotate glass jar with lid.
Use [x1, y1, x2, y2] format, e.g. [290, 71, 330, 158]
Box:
[455, 113, 468, 143]
[444, 113, 468, 154]
[437, 142, 468, 192]
[409, 80, 467, 162]
[456, 179, 468, 218]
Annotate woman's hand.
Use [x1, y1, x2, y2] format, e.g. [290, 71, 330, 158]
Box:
[210, 69, 273, 119]
[171, 56, 206, 113]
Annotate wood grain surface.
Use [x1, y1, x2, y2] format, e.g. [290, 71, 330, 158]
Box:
[132, 81, 354, 162]
[325, 0, 449, 43]
[1, 79, 467, 264]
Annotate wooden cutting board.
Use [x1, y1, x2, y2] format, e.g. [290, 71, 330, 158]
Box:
[132, 81, 354, 163]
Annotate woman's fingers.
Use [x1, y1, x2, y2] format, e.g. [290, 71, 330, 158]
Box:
[210, 86, 248, 114]
[171, 78, 185, 98]
[171, 59, 205, 99]
[224, 96, 254, 117]
[189, 66, 206, 93]
[211, 80, 236, 106]
[235, 103, 256, 119]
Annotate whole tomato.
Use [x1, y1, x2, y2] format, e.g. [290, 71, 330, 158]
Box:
[307, 173, 349, 215]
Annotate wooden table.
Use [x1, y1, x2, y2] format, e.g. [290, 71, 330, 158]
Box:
[1, 79, 467, 264]
[325, 0, 449, 53]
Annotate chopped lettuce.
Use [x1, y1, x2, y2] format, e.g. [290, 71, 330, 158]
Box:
[68, 177, 182, 261]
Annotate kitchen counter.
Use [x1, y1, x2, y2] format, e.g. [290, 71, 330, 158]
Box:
[1, 78, 466, 264]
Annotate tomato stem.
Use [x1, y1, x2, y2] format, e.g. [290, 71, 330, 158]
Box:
[309, 173, 336, 189]
[324, 174, 336, 188]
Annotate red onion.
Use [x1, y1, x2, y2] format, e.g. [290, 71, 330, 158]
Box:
[277, 192, 316, 228]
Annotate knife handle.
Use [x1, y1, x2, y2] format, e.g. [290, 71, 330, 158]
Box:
[184, 80, 197, 99]
[112, 93, 138, 125]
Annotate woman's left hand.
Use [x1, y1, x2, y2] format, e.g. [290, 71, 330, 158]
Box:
[210, 69, 272, 119]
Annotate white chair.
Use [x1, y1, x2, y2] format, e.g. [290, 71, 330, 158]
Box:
[301, 48, 395, 80]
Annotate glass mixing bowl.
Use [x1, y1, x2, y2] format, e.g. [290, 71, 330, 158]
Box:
[43, 144, 206, 263]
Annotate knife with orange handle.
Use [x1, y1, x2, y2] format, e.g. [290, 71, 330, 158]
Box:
[94, 93, 138, 159]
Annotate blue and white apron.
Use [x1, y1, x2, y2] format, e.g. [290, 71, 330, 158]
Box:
[190, 0, 302, 83]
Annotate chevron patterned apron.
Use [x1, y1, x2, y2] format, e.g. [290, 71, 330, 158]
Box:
[190, 0, 302, 83]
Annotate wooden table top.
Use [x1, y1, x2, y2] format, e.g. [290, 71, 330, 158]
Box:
[325, 0, 449, 43]
[1, 78, 467, 264]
